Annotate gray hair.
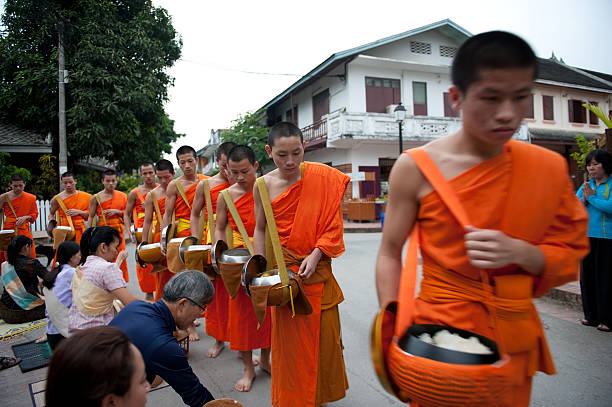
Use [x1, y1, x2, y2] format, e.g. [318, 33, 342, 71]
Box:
[162, 270, 215, 305]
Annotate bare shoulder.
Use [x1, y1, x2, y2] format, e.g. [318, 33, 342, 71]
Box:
[389, 152, 428, 201]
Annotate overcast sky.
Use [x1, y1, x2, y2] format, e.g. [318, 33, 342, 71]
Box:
[3, 1, 612, 164]
[155, 0, 612, 162]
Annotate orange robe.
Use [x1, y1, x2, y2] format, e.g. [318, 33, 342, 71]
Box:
[404, 141, 589, 406]
[174, 174, 207, 232]
[204, 182, 231, 343]
[96, 190, 129, 282]
[133, 188, 155, 294]
[226, 192, 271, 351]
[2, 192, 38, 258]
[269, 162, 350, 407]
[152, 196, 171, 302]
[56, 191, 91, 243]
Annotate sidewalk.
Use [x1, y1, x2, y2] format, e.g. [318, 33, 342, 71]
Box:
[546, 281, 582, 312]
[344, 220, 382, 233]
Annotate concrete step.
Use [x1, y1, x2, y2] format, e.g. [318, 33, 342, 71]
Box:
[545, 281, 582, 312]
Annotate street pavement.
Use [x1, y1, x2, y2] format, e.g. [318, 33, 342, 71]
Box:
[1, 234, 611, 406]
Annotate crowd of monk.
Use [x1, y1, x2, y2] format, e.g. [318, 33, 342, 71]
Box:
[0, 30, 594, 407]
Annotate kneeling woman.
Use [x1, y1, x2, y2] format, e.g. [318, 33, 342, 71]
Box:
[46, 326, 149, 407]
[69, 226, 140, 332]
[0, 236, 47, 323]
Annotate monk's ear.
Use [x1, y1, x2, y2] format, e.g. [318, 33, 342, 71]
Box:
[302, 141, 306, 150]
[264, 145, 272, 158]
[448, 85, 463, 111]
[253, 162, 259, 172]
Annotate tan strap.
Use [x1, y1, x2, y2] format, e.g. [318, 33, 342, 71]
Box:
[94, 194, 107, 225]
[173, 180, 191, 211]
[221, 190, 254, 254]
[256, 177, 290, 301]
[2, 195, 18, 230]
[150, 191, 163, 234]
[201, 180, 214, 244]
[226, 223, 233, 248]
[56, 196, 75, 231]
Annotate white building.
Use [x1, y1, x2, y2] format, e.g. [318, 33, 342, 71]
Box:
[261, 19, 612, 198]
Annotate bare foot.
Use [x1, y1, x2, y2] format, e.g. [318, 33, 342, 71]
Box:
[235, 359, 256, 392]
[34, 333, 47, 344]
[206, 340, 225, 358]
[258, 348, 271, 374]
[193, 319, 201, 327]
[252, 354, 260, 366]
[187, 324, 200, 341]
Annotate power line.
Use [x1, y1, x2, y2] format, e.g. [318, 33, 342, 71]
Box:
[178, 58, 302, 77]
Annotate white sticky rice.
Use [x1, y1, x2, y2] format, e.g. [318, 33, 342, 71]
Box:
[418, 330, 493, 355]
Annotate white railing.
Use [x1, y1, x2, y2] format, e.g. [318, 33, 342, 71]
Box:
[31, 200, 51, 233]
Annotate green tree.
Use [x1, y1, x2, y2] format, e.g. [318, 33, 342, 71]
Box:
[570, 134, 596, 170]
[0, 0, 183, 171]
[0, 152, 32, 191]
[34, 154, 58, 199]
[220, 110, 271, 171]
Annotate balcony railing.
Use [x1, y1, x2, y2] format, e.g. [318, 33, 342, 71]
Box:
[302, 119, 327, 147]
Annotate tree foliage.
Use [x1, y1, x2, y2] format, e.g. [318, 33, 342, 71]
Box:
[35, 154, 58, 199]
[220, 110, 271, 171]
[570, 134, 596, 170]
[0, 0, 183, 171]
[0, 153, 31, 191]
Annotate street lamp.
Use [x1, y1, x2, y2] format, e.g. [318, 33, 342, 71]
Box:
[394, 103, 406, 154]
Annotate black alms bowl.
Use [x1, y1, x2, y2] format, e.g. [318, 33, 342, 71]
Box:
[398, 324, 501, 365]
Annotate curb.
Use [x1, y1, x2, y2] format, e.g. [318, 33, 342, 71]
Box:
[545, 286, 582, 312]
[344, 227, 382, 233]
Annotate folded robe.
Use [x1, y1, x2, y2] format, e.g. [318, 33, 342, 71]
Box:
[56, 191, 91, 243]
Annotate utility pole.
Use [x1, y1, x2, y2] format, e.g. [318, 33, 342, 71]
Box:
[58, 22, 67, 187]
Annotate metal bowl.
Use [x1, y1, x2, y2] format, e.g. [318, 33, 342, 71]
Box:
[131, 226, 144, 243]
[46, 220, 57, 238]
[160, 225, 175, 248]
[178, 236, 199, 263]
[136, 241, 162, 266]
[0, 229, 16, 234]
[242, 254, 296, 296]
[211, 240, 252, 274]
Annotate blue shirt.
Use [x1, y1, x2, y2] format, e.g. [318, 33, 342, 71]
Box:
[576, 177, 612, 239]
[110, 300, 214, 407]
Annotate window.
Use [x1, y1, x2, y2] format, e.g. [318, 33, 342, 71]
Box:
[568, 99, 586, 123]
[413, 82, 427, 116]
[365, 77, 400, 113]
[285, 106, 298, 125]
[525, 94, 534, 119]
[542, 95, 554, 121]
[410, 41, 431, 55]
[439, 45, 457, 58]
[312, 89, 329, 123]
[443, 92, 459, 117]
[588, 101, 599, 125]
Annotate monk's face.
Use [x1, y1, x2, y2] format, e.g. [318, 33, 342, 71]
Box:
[450, 67, 533, 149]
[265, 136, 305, 176]
[140, 164, 156, 186]
[228, 158, 258, 189]
[177, 153, 197, 177]
[156, 169, 174, 188]
[61, 176, 76, 193]
[102, 175, 117, 192]
[217, 154, 229, 180]
[9, 180, 25, 195]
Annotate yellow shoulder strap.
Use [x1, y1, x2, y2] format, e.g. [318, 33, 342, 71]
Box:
[221, 190, 254, 255]
[173, 180, 191, 211]
[94, 194, 107, 225]
[200, 180, 214, 244]
[256, 177, 290, 300]
[56, 196, 75, 230]
[6, 197, 17, 218]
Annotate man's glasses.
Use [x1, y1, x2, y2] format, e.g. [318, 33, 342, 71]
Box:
[184, 297, 207, 312]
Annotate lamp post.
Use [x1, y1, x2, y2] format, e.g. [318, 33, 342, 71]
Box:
[394, 103, 406, 154]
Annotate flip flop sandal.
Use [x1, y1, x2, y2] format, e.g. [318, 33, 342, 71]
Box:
[581, 319, 599, 327]
[596, 324, 611, 332]
[0, 356, 21, 370]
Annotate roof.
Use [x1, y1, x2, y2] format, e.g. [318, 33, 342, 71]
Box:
[580, 68, 612, 86]
[529, 127, 603, 142]
[536, 58, 612, 91]
[0, 122, 52, 153]
[262, 19, 471, 109]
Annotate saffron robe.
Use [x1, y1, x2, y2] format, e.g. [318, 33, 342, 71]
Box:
[133, 189, 155, 294]
[96, 190, 129, 281]
[268, 162, 350, 407]
[56, 191, 91, 243]
[226, 192, 271, 351]
[152, 196, 172, 302]
[2, 192, 38, 258]
[406, 141, 589, 406]
[173, 174, 207, 232]
[204, 182, 231, 343]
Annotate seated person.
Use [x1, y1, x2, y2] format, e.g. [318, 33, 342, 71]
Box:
[110, 270, 215, 407]
[69, 226, 140, 332]
[42, 240, 81, 349]
[0, 235, 46, 321]
[45, 325, 149, 407]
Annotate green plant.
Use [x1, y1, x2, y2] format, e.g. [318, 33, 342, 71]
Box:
[117, 173, 141, 193]
[73, 170, 101, 195]
[220, 110, 271, 170]
[35, 154, 58, 199]
[0, 152, 31, 191]
[570, 134, 597, 170]
[583, 103, 612, 128]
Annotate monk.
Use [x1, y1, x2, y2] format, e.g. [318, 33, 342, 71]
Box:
[190, 141, 236, 358]
[48, 172, 91, 244]
[87, 169, 129, 282]
[375, 31, 590, 407]
[215, 145, 271, 391]
[253, 122, 350, 407]
[0, 174, 38, 259]
[141, 159, 175, 302]
[160, 145, 207, 341]
[124, 163, 158, 301]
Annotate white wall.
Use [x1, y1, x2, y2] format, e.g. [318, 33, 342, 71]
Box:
[363, 31, 460, 66]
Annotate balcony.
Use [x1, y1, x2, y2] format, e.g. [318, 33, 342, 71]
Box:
[301, 119, 327, 151]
